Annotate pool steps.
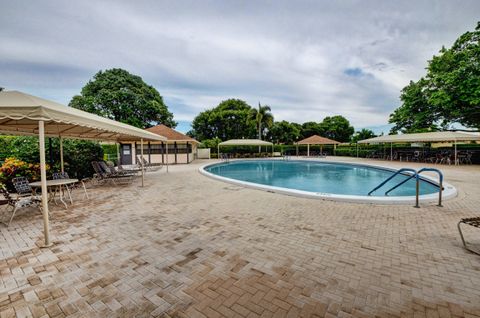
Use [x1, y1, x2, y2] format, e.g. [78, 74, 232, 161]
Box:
[368, 167, 444, 207]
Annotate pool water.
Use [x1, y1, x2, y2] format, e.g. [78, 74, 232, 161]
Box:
[205, 160, 439, 197]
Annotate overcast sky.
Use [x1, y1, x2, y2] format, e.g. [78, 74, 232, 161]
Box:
[1, 1, 479, 133]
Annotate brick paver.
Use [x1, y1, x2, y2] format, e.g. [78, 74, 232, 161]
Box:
[0, 157, 479, 317]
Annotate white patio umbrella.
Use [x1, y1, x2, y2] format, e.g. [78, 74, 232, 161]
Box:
[0, 90, 166, 247]
[358, 131, 480, 165]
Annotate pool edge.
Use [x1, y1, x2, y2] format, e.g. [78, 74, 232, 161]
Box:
[198, 159, 458, 205]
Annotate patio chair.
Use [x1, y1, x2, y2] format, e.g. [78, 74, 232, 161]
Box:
[99, 161, 138, 177]
[458, 152, 473, 165]
[411, 151, 421, 162]
[465, 152, 473, 165]
[458, 217, 480, 255]
[136, 155, 163, 171]
[438, 151, 453, 165]
[12, 177, 35, 197]
[0, 184, 42, 227]
[91, 161, 135, 185]
[52, 172, 89, 200]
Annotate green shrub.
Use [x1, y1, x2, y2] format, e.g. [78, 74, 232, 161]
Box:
[0, 136, 103, 180]
[0, 157, 49, 190]
[102, 144, 118, 165]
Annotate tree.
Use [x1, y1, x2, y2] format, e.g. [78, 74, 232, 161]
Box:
[250, 103, 274, 140]
[69, 68, 176, 129]
[190, 99, 256, 141]
[389, 22, 480, 131]
[426, 23, 480, 129]
[199, 138, 222, 153]
[300, 122, 322, 139]
[268, 121, 301, 144]
[351, 128, 376, 143]
[389, 79, 441, 134]
[319, 115, 354, 142]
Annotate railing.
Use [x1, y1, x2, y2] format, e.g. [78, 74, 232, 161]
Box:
[220, 153, 230, 163]
[385, 172, 418, 196]
[415, 168, 443, 208]
[368, 167, 444, 208]
[368, 168, 417, 196]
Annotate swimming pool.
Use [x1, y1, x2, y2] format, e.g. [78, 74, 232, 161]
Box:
[200, 160, 457, 204]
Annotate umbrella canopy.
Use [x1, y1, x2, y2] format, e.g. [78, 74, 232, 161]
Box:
[0, 90, 166, 142]
[0, 90, 167, 247]
[219, 139, 273, 146]
[296, 135, 340, 145]
[358, 131, 480, 144]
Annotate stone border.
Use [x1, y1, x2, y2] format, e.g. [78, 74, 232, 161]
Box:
[198, 159, 458, 205]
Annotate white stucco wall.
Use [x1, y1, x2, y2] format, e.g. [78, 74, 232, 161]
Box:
[124, 141, 197, 164]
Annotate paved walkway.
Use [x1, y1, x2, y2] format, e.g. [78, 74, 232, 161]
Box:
[0, 157, 479, 317]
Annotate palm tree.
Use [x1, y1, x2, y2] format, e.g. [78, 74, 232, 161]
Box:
[250, 103, 274, 140]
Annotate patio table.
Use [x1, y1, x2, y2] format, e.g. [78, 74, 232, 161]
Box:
[30, 178, 78, 209]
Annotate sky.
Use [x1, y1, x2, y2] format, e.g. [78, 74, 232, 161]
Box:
[1, 1, 479, 134]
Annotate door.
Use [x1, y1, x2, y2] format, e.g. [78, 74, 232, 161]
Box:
[121, 144, 132, 165]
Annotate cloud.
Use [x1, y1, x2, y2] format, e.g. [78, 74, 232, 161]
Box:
[1, 0, 479, 134]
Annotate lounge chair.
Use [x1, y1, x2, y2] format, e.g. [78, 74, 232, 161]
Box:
[99, 161, 138, 177]
[136, 156, 163, 171]
[0, 183, 42, 227]
[91, 161, 135, 185]
[458, 217, 480, 255]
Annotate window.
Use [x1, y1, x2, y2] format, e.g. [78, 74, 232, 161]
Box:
[149, 143, 163, 154]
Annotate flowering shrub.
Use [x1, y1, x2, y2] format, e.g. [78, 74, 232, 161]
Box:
[0, 157, 48, 190]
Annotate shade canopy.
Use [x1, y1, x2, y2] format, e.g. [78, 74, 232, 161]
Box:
[0, 90, 166, 141]
[358, 131, 480, 144]
[296, 135, 340, 145]
[0, 90, 164, 248]
[219, 139, 273, 146]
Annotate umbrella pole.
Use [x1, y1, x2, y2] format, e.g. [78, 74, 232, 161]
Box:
[60, 136, 64, 173]
[454, 139, 457, 165]
[166, 141, 169, 172]
[39, 121, 52, 247]
[141, 138, 144, 187]
[117, 143, 120, 165]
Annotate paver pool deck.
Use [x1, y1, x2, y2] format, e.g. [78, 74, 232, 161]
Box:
[0, 157, 479, 317]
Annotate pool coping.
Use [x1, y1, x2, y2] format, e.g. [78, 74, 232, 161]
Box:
[198, 159, 458, 205]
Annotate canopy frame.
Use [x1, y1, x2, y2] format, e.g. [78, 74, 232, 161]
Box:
[295, 135, 340, 157]
[0, 90, 167, 247]
[358, 131, 480, 166]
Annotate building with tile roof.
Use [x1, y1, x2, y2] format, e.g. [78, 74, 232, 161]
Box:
[120, 124, 200, 165]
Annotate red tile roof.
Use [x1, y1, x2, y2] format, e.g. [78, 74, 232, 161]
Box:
[146, 124, 199, 143]
[297, 135, 340, 145]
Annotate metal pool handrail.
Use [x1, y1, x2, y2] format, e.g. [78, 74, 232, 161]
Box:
[220, 153, 230, 163]
[415, 168, 443, 208]
[385, 172, 419, 196]
[368, 168, 417, 196]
